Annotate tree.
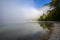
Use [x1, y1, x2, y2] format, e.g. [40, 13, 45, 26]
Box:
[38, 0, 60, 21]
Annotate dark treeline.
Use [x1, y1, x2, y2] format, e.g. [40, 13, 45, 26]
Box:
[38, 0, 60, 21]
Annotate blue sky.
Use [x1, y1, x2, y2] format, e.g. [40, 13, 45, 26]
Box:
[16, 0, 51, 8]
[34, 0, 51, 8]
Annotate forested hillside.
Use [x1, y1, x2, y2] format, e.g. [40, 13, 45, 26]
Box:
[38, 0, 60, 21]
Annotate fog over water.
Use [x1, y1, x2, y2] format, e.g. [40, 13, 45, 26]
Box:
[0, 0, 50, 36]
[0, 0, 51, 24]
[0, 0, 52, 40]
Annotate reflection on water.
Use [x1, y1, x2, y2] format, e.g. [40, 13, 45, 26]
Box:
[38, 22, 54, 40]
[0, 22, 54, 40]
[38, 22, 54, 29]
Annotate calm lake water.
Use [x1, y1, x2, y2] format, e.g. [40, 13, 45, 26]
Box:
[0, 22, 52, 40]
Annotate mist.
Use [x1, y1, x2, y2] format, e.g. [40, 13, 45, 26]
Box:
[1, 0, 50, 24]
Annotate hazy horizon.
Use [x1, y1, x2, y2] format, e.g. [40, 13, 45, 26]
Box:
[1, 0, 51, 24]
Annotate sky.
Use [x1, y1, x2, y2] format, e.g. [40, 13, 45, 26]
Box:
[34, 0, 51, 8]
[1, 0, 51, 24]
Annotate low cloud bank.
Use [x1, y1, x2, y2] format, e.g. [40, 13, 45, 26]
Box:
[1, 0, 51, 24]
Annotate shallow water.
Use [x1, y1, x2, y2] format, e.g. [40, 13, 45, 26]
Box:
[0, 22, 53, 40]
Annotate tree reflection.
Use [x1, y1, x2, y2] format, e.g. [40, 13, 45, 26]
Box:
[38, 22, 54, 40]
[38, 22, 54, 30]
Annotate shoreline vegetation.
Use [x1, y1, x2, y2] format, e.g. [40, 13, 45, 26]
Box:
[37, 0, 60, 40]
[37, 0, 60, 22]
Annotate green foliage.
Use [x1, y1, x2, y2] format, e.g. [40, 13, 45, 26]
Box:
[38, 0, 60, 21]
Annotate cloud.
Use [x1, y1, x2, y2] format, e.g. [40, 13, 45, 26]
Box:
[1, 0, 50, 24]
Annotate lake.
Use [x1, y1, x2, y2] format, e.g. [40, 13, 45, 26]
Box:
[0, 22, 54, 40]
